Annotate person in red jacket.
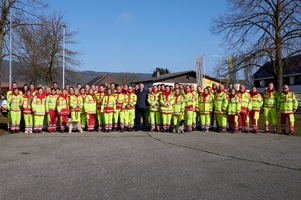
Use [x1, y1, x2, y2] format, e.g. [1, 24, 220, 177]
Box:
[57, 89, 70, 133]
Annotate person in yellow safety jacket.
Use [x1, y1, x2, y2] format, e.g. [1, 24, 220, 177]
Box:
[198, 88, 214, 132]
[173, 88, 185, 129]
[123, 86, 137, 131]
[196, 86, 203, 126]
[94, 85, 105, 131]
[7, 88, 22, 133]
[147, 85, 161, 131]
[263, 82, 278, 133]
[79, 88, 87, 129]
[6, 82, 22, 132]
[45, 88, 58, 132]
[249, 86, 263, 133]
[21, 90, 34, 133]
[237, 85, 252, 133]
[112, 86, 125, 132]
[190, 85, 198, 130]
[210, 83, 218, 130]
[70, 89, 83, 124]
[160, 86, 174, 132]
[184, 85, 194, 132]
[85, 88, 97, 132]
[145, 86, 153, 130]
[228, 89, 241, 133]
[277, 85, 298, 135]
[57, 89, 70, 133]
[32, 87, 46, 133]
[101, 89, 116, 132]
[214, 85, 229, 133]
[55, 88, 61, 130]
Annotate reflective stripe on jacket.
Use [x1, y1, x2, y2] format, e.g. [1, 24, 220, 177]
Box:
[277, 91, 298, 114]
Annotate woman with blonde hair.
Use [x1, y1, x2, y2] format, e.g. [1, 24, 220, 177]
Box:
[21, 90, 34, 133]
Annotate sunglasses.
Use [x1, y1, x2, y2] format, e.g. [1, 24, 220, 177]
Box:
[283, 88, 288, 89]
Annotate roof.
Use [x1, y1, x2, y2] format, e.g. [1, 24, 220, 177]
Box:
[132, 70, 222, 84]
[253, 54, 301, 79]
[1, 83, 24, 88]
[85, 74, 123, 86]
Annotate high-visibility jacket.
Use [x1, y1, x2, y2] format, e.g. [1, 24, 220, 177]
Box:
[113, 92, 125, 111]
[160, 91, 174, 114]
[70, 94, 83, 112]
[210, 88, 217, 100]
[148, 91, 161, 112]
[7, 93, 22, 112]
[250, 92, 263, 111]
[228, 94, 241, 115]
[101, 94, 116, 113]
[238, 91, 252, 113]
[277, 91, 298, 114]
[84, 94, 97, 114]
[6, 89, 22, 103]
[191, 89, 198, 111]
[80, 94, 86, 114]
[95, 92, 105, 111]
[214, 89, 228, 114]
[57, 95, 70, 116]
[123, 92, 137, 110]
[184, 90, 194, 111]
[32, 94, 46, 116]
[173, 94, 185, 116]
[263, 89, 278, 108]
[32, 89, 37, 96]
[45, 94, 58, 113]
[180, 90, 186, 97]
[21, 95, 32, 114]
[198, 93, 214, 115]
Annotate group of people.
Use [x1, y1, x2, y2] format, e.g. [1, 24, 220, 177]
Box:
[5, 80, 298, 135]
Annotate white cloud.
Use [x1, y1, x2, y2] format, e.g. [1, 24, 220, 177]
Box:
[120, 12, 132, 21]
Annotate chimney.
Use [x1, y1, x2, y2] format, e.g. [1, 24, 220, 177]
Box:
[156, 71, 160, 77]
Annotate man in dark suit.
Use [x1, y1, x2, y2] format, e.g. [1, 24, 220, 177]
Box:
[135, 83, 148, 131]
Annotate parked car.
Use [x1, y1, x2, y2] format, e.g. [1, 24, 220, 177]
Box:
[0, 93, 8, 117]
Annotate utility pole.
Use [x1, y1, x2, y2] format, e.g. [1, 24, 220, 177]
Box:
[62, 25, 66, 88]
[9, 12, 12, 89]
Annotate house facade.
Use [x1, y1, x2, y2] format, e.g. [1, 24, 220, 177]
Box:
[253, 55, 301, 93]
[131, 70, 224, 88]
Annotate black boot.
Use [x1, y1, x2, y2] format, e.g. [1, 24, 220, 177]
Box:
[120, 129, 124, 132]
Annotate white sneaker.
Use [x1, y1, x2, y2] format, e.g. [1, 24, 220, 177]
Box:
[29, 131, 32, 133]
[25, 131, 28, 134]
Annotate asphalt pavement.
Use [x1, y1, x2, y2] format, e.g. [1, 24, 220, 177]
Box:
[0, 130, 300, 200]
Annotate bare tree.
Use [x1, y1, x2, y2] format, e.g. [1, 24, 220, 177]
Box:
[116, 72, 140, 84]
[210, 0, 301, 91]
[0, 0, 47, 90]
[15, 12, 82, 87]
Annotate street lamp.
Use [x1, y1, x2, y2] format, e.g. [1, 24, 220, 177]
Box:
[9, 12, 12, 90]
[212, 54, 221, 84]
[62, 25, 66, 89]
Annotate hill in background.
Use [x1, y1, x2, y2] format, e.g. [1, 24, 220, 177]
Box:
[1, 60, 152, 86]
[78, 71, 152, 85]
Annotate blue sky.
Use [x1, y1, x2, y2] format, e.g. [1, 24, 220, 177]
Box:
[49, 0, 228, 76]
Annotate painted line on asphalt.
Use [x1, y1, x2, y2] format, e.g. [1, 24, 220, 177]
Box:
[146, 131, 300, 172]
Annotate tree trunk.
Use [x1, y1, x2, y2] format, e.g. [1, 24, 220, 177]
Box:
[275, 0, 282, 93]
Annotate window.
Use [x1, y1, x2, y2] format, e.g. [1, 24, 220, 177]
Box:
[294, 75, 301, 85]
[254, 80, 261, 88]
[186, 76, 189, 80]
[283, 77, 290, 85]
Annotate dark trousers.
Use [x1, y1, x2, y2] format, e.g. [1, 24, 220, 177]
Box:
[136, 108, 146, 130]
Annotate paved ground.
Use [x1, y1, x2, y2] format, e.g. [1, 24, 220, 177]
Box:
[0, 131, 300, 200]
